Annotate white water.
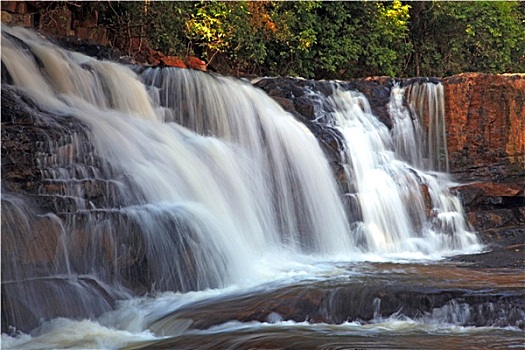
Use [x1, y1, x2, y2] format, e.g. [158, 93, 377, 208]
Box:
[3, 266, 522, 350]
[2, 26, 354, 290]
[404, 81, 449, 172]
[1, 27, 487, 347]
[327, 88, 478, 255]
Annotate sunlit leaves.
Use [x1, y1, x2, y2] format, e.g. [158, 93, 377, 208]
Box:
[98, 1, 524, 78]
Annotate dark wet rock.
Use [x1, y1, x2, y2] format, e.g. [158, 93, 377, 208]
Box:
[149, 266, 525, 335]
[450, 180, 524, 262]
[53, 36, 128, 63]
[339, 77, 398, 129]
[452, 181, 524, 232]
[1, 60, 13, 84]
[450, 227, 525, 269]
[2, 85, 226, 333]
[254, 76, 400, 129]
[452, 182, 523, 208]
[1, 275, 124, 335]
[1, 86, 140, 332]
[254, 77, 350, 196]
[1, 86, 122, 332]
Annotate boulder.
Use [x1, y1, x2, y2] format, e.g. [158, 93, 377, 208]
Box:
[451, 181, 524, 237]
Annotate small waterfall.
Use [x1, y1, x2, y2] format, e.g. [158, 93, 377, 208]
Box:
[403, 82, 449, 172]
[1, 26, 480, 333]
[389, 84, 425, 168]
[323, 88, 478, 255]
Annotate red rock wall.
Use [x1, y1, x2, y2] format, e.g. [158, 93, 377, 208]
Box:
[443, 73, 524, 236]
[442, 73, 525, 182]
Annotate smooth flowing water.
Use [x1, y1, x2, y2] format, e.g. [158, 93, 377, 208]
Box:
[1, 27, 521, 349]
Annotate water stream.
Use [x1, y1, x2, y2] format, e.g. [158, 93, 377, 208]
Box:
[1, 27, 521, 349]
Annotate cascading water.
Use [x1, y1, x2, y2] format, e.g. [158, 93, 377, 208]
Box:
[311, 87, 479, 256]
[2, 26, 355, 330]
[4, 27, 516, 350]
[389, 84, 425, 168]
[135, 67, 354, 254]
[403, 81, 449, 172]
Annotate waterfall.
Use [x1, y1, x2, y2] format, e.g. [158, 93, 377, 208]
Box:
[1, 26, 353, 325]
[1, 27, 480, 333]
[323, 87, 478, 255]
[404, 82, 449, 172]
[389, 84, 425, 168]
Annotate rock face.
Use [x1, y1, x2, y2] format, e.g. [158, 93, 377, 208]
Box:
[442, 74, 524, 239]
[451, 182, 524, 240]
[442, 73, 525, 183]
[1, 86, 149, 332]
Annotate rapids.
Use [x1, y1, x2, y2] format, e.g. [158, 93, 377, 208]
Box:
[2, 26, 519, 349]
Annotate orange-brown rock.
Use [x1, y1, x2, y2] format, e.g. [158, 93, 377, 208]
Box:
[442, 73, 525, 182]
[452, 182, 525, 231]
[450, 181, 524, 232]
[467, 209, 517, 232]
[1, 0, 33, 28]
[452, 182, 523, 205]
[160, 56, 187, 68]
[187, 56, 207, 71]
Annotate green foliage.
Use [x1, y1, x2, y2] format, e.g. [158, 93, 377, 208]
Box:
[264, 1, 321, 77]
[186, 1, 273, 73]
[337, 0, 412, 78]
[94, 0, 524, 78]
[409, 1, 525, 76]
[146, 2, 193, 56]
[263, 1, 411, 79]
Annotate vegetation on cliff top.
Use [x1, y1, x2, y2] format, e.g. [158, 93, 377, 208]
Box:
[41, 1, 525, 78]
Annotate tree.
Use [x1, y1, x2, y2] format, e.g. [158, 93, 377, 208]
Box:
[92, 1, 524, 78]
[354, 0, 412, 77]
[263, 1, 411, 79]
[408, 1, 525, 76]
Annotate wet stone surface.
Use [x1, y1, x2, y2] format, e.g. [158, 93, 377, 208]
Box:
[147, 261, 525, 337]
